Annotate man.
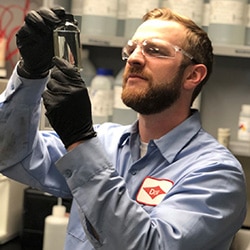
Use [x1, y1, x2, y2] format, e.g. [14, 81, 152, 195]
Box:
[0, 7, 246, 250]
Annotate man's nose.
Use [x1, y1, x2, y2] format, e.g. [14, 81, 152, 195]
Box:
[127, 46, 145, 66]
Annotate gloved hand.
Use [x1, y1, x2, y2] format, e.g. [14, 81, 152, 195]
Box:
[42, 57, 96, 148]
[16, 7, 65, 79]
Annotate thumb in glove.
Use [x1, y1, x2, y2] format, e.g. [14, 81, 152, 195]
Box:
[42, 57, 96, 148]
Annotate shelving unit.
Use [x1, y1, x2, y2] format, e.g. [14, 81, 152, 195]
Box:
[81, 34, 250, 58]
[213, 44, 250, 58]
[229, 141, 250, 157]
[81, 35, 126, 48]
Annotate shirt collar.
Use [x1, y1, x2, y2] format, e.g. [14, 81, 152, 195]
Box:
[153, 110, 202, 163]
[117, 110, 202, 163]
[118, 120, 138, 147]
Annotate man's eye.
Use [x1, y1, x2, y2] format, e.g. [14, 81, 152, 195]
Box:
[146, 46, 173, 57]
[127, 46, 136, 55]
[147, 47, 162, 56]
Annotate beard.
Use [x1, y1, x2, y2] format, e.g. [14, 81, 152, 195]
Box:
[121, 65, 186, 115]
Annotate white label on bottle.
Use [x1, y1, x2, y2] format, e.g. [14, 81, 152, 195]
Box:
[117, 0, 127, 19]
[202, 3, 211, 27]
[210, 0, 245, 25]
[164, 0, 204, 24]
[71, 0, 85, 15]
[90, 89, 110, 116]
[238, 116, 250, 141]
[114, 86, 130, 110]
[126, 0, 159, 19]
[160, 0, 169, 7]
[247, 4, 250, 28]
[83, 0, 117, 17]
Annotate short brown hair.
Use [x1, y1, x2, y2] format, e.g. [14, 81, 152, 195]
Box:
[143, 8, 214, 103]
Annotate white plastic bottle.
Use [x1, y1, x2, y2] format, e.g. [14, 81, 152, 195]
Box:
[43, 198, 69, 250]
[217, 127, 231, 147]
[90, 68, 114, 124]
[71, 0, 85, 30]
[202, 0, 211, 32]
[112, 67, 138, 124]
[245, 0, 250, 45]
[161, 0, 204, 26]
[80, 49, 96, 89]
[208, 0, 247, 45]
[116, 0, 127, 37]
[80, 0, 118, 36]
[238, 104, 250, 141]
[124, 0, 160, 38]
[43, 0, 71, 12]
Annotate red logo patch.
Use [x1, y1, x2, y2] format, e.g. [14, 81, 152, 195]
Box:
[136, 176, 174, 206]
[143, 186, 166, 199]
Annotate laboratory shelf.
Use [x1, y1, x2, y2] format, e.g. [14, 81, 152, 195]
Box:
[81, 35, 250, 58]
[81, 35, 127, 48]
[229, 141, 250, 157]
[213, 44, 250, 58]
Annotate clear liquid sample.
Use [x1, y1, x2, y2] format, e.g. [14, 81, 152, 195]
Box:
[54, 21, 82, 69]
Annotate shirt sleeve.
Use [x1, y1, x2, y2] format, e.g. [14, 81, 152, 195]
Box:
[55, 138, 247, 250]
[0, 65, 71, 197]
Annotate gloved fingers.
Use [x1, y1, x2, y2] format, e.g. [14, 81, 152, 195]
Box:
[46, 77, 77, 93]
[24, 10, 50, 34]
[51, 6, 67, 20]
[51, 57, 83, 81]
[16, 23, 35, 43]
[37, 7, 63, 28]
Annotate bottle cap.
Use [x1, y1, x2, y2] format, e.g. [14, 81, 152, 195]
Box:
[97, 68, 113, 76]
[52, 205, 66, 217]
[242, 104, 250, 113]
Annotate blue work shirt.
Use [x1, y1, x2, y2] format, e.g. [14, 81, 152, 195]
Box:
[0, 66, 247, 250]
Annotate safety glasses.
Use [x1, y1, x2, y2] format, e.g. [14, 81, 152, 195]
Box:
[122, 38, 197, 63]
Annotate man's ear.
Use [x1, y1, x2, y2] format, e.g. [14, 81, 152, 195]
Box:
[184, 64, 207, 90]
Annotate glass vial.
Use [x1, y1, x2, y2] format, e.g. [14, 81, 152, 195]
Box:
[53, 13, 82, 69]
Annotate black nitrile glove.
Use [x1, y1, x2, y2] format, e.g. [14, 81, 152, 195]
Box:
[16, 7, 66, 79]
[42, 57, 96, 148]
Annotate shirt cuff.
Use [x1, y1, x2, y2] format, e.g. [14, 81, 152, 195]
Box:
[55, 137, 113, 190]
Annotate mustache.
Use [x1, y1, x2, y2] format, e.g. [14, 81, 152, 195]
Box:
[124, 67, 148, 80]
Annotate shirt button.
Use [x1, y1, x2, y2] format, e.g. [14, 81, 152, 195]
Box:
[64, 169, 72, 178]
[131, 171, 137, 175]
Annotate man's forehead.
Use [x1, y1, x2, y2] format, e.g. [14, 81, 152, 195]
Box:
[132, 19, 186, 44]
